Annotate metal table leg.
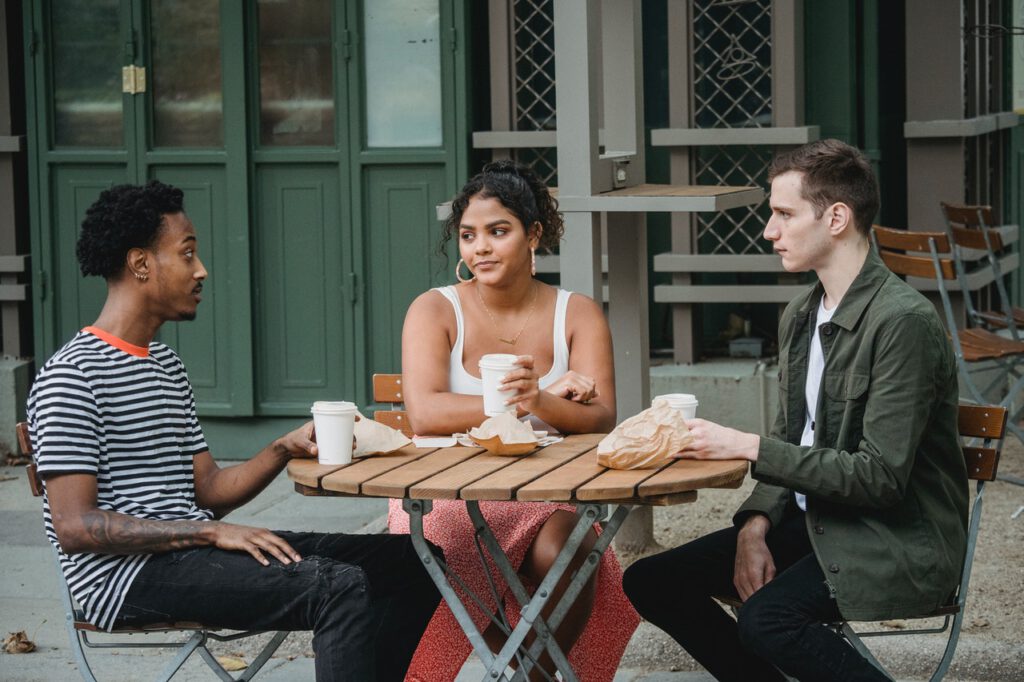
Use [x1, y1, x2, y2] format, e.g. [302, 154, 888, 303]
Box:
[517, 504, 631, 679]
[404, 498, 633, 682]
[465, 501, 576, 680]
[403, 499, 499, 674]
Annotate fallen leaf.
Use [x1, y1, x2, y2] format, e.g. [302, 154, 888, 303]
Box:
[880, 620, 906, 629]
[216, 655, 248, 671]
[0, 475, 17, 482]
[4, 631, 36, 654]
[4, 453, 30, 466]
[969, 617, 990, 629]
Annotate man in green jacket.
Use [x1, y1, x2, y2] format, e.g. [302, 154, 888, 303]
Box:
[623, 139, 967, 681]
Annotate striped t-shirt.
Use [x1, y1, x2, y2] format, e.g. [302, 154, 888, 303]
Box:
[27, 327, 212, 631]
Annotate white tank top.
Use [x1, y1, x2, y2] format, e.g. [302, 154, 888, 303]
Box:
[434, 285, 572, 394]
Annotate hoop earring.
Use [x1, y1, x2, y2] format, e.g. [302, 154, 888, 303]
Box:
[455, 258, 475, 283]
[530, 248, 537, 277]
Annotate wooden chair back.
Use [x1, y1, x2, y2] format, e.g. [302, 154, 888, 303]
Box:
[871, 225, 956, 280]
[16, 422, 42, 497]
[957, 403, 1007, 481]
[372, 373, 413, 437]
[941, 202, 996, 229]
[948, 225, 1005, 252]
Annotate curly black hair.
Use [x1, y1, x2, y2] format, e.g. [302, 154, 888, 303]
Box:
[76, 180, 185, 279]
[441, 159, 564, 256]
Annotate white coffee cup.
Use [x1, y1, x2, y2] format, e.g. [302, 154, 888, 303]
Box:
[654, 393, 699, 420]
[310, 401, 358, 465]
[479, 353, 519, 416]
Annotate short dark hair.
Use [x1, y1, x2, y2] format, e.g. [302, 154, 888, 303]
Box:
[768, 139, 879, 236]
[76, 180, 185, 279]
[441, 160, 564, 255]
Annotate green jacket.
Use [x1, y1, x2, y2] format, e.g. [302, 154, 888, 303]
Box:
[735, 249, 968, 620]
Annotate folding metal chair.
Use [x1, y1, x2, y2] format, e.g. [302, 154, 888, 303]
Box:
[872, 226, 1024, 442]
[716, 404, 1007, 681]
[16, 423, 288, 682]
[940, 202, 1022, 340]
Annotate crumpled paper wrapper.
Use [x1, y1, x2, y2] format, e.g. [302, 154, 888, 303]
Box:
[597, 398, 693, 469]
[469, 412, 539, 455]
[353, 413, 412, 456]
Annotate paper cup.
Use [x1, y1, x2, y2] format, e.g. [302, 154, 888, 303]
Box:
[479, 353, 519, 416]
[654, 393, 699, 420]
[310, 401, 358, 465]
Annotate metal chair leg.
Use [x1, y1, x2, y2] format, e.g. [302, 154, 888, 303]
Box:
[838, 624, 891, 677]
[152, 631, 207, 682]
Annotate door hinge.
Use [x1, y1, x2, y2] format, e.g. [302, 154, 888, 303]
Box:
[37, 270, 47, 301]
[341, 29, 354, 62]
[122, 65, 146, 94]
[447, 27, 458, 52]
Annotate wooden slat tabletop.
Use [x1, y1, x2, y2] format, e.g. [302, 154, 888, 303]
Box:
[359, 446, 483, 498]
[461, 434, 604, 501]
[287, 434, 747, 504]
[320, 444, 438, 495]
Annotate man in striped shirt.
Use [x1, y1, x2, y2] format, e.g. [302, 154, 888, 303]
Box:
[28, 181, 440, 682]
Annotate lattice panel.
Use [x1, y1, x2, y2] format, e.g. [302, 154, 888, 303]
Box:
[696, 146, 773, 254]
[510, 0, 557, 185]
[513, 0, 556, 132]
[693, 0, 772, 128]
[514, 147, 558, 186]
[692, 0, 773, 254]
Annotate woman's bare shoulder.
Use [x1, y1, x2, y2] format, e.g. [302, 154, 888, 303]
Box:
[405, 288, 458, 342]
[564, 289, 605, 320]
[408, 288, 453, 316]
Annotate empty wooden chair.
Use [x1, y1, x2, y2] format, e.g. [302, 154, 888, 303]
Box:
[940, 202, 1022, 339]
[872, 225, 1024, 441]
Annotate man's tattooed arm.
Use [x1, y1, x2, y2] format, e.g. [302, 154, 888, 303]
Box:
[78, 510, 215, 554]
[47, 472, 302, 565]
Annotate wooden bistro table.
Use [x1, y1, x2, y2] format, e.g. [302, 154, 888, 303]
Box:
[288, 433, 747, 682]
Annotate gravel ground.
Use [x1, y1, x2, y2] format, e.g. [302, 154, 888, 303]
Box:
[212, 441, 1024, 680]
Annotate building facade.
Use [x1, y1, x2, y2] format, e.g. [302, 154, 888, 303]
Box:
[2, 1, 1022, 452]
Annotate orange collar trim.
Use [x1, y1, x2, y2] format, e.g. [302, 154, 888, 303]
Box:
[82, 326, 150, 358]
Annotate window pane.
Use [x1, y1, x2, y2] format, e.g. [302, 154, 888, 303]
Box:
[258, 0, 335, 147]
[151, 0, 223, 147]
[364, 0, 442, 148]
[52, 0, 122, 147]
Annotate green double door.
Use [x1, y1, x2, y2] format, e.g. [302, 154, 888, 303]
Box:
[25, 0, 465, 415]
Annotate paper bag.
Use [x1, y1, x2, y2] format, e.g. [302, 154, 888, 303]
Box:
[353, 414, 412, 456]
[597, 398, 693, 469]
[469, 412, 539, 455]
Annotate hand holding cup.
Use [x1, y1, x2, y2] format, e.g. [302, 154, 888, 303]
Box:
[499, 355, 542, 412]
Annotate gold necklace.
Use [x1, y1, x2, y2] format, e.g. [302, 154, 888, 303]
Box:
[475, 281, 539, 346]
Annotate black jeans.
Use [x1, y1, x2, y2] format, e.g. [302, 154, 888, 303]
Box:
[622, 513, 891, 682]
[115, 531, 441, 682]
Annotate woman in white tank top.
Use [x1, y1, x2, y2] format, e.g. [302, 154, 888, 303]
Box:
[390, 161, 637, 682]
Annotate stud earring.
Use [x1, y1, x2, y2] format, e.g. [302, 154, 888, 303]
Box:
[455, 258, 475, 283]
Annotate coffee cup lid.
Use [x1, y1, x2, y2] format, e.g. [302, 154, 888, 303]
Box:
[311, 400, 357, 415]
[479, 353, 519, 369]
[654, 393, 698, 405]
